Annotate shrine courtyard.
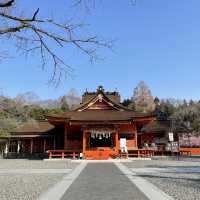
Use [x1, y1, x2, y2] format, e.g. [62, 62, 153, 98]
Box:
[0, 158, 199, 200]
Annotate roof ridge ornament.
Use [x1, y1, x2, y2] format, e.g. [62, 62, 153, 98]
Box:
[98, 94, 103, 102]
[97, 85, 104, 92]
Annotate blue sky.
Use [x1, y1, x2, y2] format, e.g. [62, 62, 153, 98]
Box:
[1, 0, 200, 101]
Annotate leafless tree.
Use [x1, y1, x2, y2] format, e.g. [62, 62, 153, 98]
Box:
[132, 81, 155, 113]
[15, 91, 40, 105]
[60, 88, 81, 109]
[0, 0, 113, 85]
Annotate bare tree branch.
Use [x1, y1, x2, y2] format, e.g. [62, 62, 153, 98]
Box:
[0, 9, 43, 23]
[0, 1, 113, 85]
[0, 24, 29, 34]
[32, 8, 39, 21]
[0, 0, 14, 8]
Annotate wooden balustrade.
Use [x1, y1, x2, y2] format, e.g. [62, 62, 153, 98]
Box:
[47, 148, 192, 159]
[120, 149, 154, 158]
[121, 149, 192, 157]
[120, 149, 155, 158]
[179, 150, 191, 156]
[47, 150, 81, 159]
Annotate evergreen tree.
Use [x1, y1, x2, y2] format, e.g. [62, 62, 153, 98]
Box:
[122, 99, 132, 107]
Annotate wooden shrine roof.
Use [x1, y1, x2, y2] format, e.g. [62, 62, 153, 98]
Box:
[10, 121, 55, 135]
[47, 86, 155, 124]
[141, 120, 170, 133]
[141, 120, 190, 134]
[47, 110, 154, 123]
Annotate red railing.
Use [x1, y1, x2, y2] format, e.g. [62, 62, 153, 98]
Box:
[120, 149, 155, 158]
[180, 148, 198, 155]
[47, 150, 81, 159]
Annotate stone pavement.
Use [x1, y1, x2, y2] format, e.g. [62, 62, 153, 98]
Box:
[61, 163, 148, 200]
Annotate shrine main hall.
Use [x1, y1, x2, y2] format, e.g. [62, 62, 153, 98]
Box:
[4, 86, 160, 160]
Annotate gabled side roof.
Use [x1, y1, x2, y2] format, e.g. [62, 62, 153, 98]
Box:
[141, 119, 190, 134]
[10, 121, 55, 135]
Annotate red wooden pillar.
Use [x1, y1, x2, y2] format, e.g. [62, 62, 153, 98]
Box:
[30, 139, 33, 154]
[43, 138, 46, 153]
[135, 131, 138, 148]
[83, 130, 86, 153]
[53, 136, 56, 150]
[134, 123, 138, 148]
[115, 131, 119, 152]
[64, 123, 68, 149]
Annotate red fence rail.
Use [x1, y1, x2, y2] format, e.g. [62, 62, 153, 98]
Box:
[47, 150, 81, 159]
[180, 148, 200, 155]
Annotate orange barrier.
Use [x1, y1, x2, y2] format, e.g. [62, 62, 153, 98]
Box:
[180, 148, 200, 155]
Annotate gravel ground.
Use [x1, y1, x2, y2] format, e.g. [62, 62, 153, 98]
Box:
[0, 173, 65, 200]
[0, 159, 78, 200]
[0, 159, 78, 169]
[124, 160, 200, 200]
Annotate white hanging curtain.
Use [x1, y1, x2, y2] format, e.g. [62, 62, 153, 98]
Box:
[90, 130, 112, 139]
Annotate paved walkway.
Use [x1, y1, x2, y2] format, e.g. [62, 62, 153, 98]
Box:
[61, 163, 148, 200]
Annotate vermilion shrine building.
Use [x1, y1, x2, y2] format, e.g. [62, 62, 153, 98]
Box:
[3, 86, 160, 159]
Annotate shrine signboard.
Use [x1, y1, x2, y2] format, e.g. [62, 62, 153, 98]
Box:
[168, 132, 174, 142]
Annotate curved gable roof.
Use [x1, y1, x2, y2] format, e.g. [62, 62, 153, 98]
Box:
[47, 86, 155, 124]
[73, 88, 132, 112]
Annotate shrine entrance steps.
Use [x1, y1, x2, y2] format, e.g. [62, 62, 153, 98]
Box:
[84, 149, 118, 160]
